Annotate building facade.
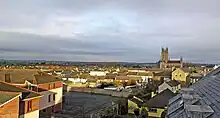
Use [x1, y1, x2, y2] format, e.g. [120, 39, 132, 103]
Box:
[158, 80, 181, 93]
[159, 48, 183, 69]
[0, 70, 63, 118]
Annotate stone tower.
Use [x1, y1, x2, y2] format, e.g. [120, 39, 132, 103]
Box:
[161, 47, 169, 62]
[165, 47, 169, 63]
[161, 48, 165, 62]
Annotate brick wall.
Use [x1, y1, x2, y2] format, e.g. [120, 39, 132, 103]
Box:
[0, 97, 19, 118]
[38, 81, 62, 92]
[20, 98, 40, 116]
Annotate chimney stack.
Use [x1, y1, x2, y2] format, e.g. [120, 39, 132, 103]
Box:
[5, 74, 11, 83]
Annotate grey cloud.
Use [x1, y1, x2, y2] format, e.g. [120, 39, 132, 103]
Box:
[0, 0, 220, 63]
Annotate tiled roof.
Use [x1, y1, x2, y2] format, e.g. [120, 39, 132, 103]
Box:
[0, 69, 39, 84]
[86, 79, 97, 83]
[104, 75, 116, 79]
[147, 89, 175, 108]
[34, 75, 62, 84]
[137, 72, 153, 76]
[0, 81, 41, 100]
[154, 70, 172, 77]
[0, 70, 62, 84]
[115, 76, 129, 80]
[0, 91, 21, 106]
[127, 72, 138, 75]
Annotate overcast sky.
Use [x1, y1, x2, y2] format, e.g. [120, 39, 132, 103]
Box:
[0, 0, 220, 63]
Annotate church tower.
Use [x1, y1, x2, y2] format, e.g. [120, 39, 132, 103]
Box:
[161, 48, 165, 62]
[165, 47, 169, 63]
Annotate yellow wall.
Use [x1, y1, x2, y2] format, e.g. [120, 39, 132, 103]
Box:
[148, 108, 165, 118]
[87, 82, 97, 88]
[172, 69, 188, 82]
[128, 100, 139, 114]
[128, 100, 148, 114]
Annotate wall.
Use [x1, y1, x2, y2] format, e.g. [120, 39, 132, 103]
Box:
[0, 97, 19, 118]
[128, 100, 138, 114]
[38, 81, 62, 92]
[141, 76, 152, 83]
[148, 108, 165, 118]
[158, 83, 172, 93]
[39, 87, 63, 111]
[172, 69, 188, 82]
[89, 71, 106, 76]
[19, 110, 39, 118]
[19, 98, 40, 118]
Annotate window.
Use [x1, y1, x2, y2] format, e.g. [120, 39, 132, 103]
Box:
[43, 109, 46, 112]
[27, 100, 32, 112]
[53, 83, 56, 89]
[53, 94, 56, 101]
[48, 95, 51, 102]
[48, 84, 52, 89]
[180, 74, 181, 77]
[149, 108, 157, 113]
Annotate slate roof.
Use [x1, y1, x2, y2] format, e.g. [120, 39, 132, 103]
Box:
[147, 89, 175, 108]
[35, 75, 62, 84]
[205, 66, 220, 77]
[0, 81, 41, 100]
[166, 80, 181, 87]
[168, 60, 181, 63]
[168, 67, 220, 118]
[0, 91, 21, 106]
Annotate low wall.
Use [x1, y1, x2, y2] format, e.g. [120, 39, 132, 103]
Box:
[66, 87, 131, 98]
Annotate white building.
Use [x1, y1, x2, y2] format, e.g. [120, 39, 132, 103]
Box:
[62, 78, 87, 84]
[89, 71, 107, 76]
[158, 80, 181, 93]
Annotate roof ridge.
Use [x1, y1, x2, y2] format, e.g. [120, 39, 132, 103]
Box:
[0, 80, 41, 95]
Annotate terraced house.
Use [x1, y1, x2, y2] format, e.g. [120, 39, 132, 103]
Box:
[0, 81, 42, 118]
[0, 69, 63, 118]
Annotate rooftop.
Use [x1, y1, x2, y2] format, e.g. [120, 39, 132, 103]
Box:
[0, 81, 41, 100]
[0, 70, 62, 84]
[168, 67, 220, 118]
[166, 80, 181, 87]
[0, 91, 21, 107]
[147, 89, 175, 108]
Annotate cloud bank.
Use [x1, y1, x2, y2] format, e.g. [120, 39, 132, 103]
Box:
[0, 0, 220, 63]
